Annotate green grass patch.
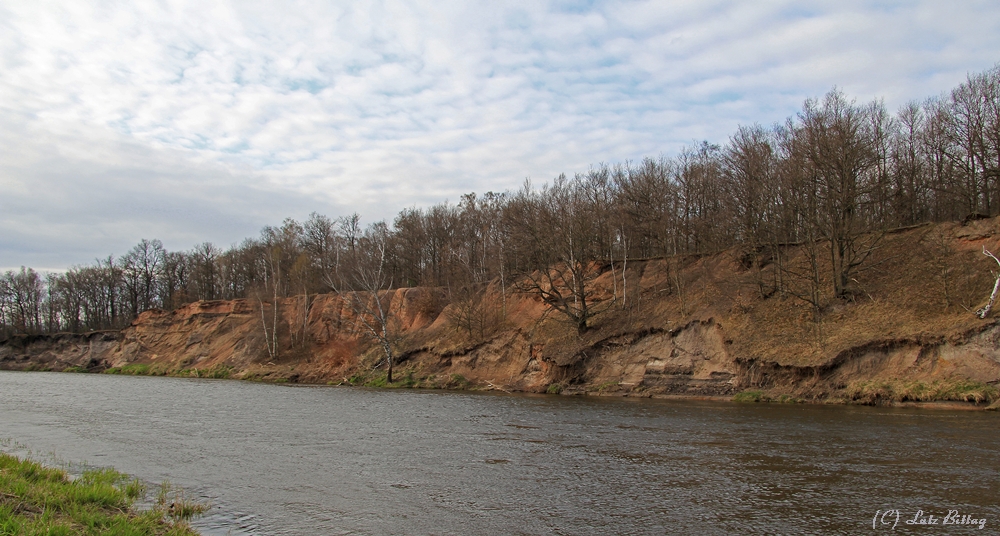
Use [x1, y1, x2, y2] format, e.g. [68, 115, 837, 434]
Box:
[393, 371, 418, 388]
[0, 452, 205, 535]
[169, 365, 233, 379]
[732, 390, 802, 403]
[62, 366, 89, 373]
[345, 370, 468, 390]
[361, 371, 418, 388]
[847, 379, 999, 405]
[352, 369, 419, 389]
[192, 365, 233, 379]
[732, 390, 767, 403]
[104, 364, 152, 376]
[415, 374, 437, 388]
[364, 375, 388, 388]
[346, 371, 372, 386]
[104, 363, 176, 376]
[546, 383, 563, 395]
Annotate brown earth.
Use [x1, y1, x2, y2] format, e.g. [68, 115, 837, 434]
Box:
[4, 218, 1000, 406]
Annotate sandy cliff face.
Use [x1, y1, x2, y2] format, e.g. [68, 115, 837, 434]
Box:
[0, 331, 121, 371]
[4, 218, 1000, 402]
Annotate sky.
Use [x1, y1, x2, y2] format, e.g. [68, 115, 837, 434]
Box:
[2, 1, 999, 272]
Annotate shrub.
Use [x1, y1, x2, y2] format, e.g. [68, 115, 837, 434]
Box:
[446, 373, 469, 389]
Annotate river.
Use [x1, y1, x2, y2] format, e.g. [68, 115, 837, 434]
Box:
[0, 371, 996, 534]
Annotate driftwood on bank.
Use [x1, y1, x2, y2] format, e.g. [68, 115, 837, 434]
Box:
[976, 246, 1000, 319]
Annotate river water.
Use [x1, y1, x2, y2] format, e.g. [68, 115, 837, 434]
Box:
[0, 371, 996, 534]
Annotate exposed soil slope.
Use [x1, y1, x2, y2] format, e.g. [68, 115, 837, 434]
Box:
[4, 218, 1000, 404]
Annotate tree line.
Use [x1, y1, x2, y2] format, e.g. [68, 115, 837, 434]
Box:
[3, 64, 999, 337]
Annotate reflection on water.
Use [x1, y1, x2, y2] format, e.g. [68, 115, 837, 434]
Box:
[0, 372, 996, 535]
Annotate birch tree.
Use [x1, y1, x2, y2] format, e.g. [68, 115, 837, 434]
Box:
[329, 222, 400, 382]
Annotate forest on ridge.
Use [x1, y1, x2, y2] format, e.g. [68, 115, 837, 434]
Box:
[3, 64, 1000, 337]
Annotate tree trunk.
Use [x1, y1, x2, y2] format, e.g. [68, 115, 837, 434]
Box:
[384, 337, 394, 383]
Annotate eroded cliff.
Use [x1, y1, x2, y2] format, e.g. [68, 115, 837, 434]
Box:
[4, 218, 1000, 405]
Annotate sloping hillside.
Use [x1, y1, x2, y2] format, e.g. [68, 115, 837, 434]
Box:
[4, 217, 1000, 405]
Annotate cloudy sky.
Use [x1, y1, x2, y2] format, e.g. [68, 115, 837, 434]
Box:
[2, 0, 999, 271]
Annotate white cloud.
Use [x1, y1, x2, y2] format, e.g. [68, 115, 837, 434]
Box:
[1, 0, 999, 269]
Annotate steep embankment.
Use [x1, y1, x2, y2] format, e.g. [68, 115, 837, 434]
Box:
[4, 218, 1000, 405]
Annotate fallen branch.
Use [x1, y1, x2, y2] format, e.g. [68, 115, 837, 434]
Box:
[975, 246, 1000, 319]
[485, 380, 511, 393]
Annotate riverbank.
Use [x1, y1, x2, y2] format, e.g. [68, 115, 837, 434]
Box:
[3, 218, 1000, 408]
[0, 452, 205, 535]
[4, 337, 1000, 409]
[8, 365, 1000, 411]
[555, 386, 1000, 410]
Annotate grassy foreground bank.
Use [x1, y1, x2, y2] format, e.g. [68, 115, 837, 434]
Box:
[0, 452, 204, 535]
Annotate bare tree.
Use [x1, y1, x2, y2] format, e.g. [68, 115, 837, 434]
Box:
[799, 89, 882, 300]
[446, 284, 503, 342]
[158, 251, 190, 310]
[302, 212, 338, 289]
[947, 72, 991, 214]
[892, 101, 929, 225]
[2, 267, 44, 334]
[119, 239, 165, 318]
[259, 243, 282, 362]
[723, 124, 780, 297]
[328, 222, 401, 382]
[509, 176, 606, 334]
[190, 242, 221, 301]
[775, 119, 826, 318]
